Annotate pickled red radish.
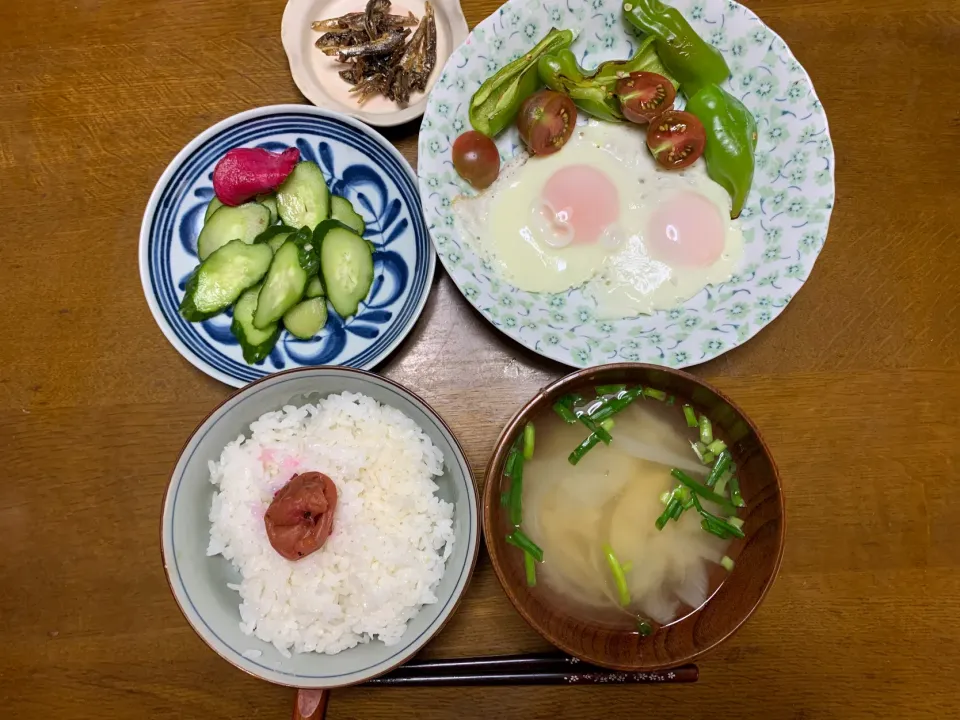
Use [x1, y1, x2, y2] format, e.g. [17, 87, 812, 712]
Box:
[213, 147, 300, 206]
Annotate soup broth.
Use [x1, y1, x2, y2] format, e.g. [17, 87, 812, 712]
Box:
[520, 396, 736, 630]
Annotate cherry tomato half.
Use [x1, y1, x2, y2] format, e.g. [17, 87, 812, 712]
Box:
[452, 131, 500, 190]
[516, 90, 577, 156]
[615, 72, 676, 124]
[646, 111, 706, 170]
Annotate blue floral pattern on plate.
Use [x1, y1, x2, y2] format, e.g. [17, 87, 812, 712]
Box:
[140, 105, 434, 387]
[418, 0, 835, 369]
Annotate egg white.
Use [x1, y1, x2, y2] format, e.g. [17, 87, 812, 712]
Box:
[452, 120, 744, 318]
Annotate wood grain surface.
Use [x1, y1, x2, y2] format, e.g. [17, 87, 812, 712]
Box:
[1, 0, 958, 718]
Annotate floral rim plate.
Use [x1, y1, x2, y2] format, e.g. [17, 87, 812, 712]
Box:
[140, 105, 435, 387]
[418, 0, 835, 368]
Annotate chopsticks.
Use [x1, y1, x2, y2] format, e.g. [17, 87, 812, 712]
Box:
[366, 652, 698, 686]
[294, 655, 697, 718]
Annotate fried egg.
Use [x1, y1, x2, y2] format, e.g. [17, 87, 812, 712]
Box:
[453, 120, 744, 318]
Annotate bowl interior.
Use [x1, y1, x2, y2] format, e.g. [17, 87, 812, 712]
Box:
[483, 364, 784, 672]
[162, 368, 479, 688]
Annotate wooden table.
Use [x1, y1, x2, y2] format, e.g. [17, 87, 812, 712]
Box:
[2, 0, 959, 717]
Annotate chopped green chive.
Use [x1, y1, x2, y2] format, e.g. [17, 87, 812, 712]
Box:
[666, 395, 676, 406]
[504, 447, 519, 477]
[729, 476, 746, 507]
[642, 387, 667, 401]
[670, 469, 737, 512]
[569, 432, 602, 465]
[701, 517, 732, 539]
[523, 422, 535, 460]
[727, 516, 744, 530]
[683, 404, 698, 428]
[637, 619, 654, 636]
[660, 491, 672, 505]
[588, 387, 644, 422]
[574, 407, 612, 445]
[657, 497, 682, 529]
[524, 550, 537, 587]
[702, 451, 716, 465]
[552, 402, 577, 424]
[600, 418, 615, 432]
[500, 491, 508, 507]
[699, 415, 713, 445]
[596, 384, 626, 396]
[506, 530, 543, 562]
[714, 475, 729, 496]
[508, 454, 524, 526]
[705, 450, 732, 488]
[603, 544, 631, 607]
[706, 439, 727, 455]
[670, 500, 684, 521]
[720, 555, 735, 572]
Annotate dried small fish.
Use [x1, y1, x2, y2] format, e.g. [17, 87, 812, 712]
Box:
[363, 0, 391, 39]
[312, 9, 415, 32]
[324, 29, 408, 59]
[311, 12, 366, 32]
[312, 1, 437, 107]
[315, 31, 357, 50]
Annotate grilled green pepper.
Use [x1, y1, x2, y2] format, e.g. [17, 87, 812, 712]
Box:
[469, 28, 574, 137]
[537, 38, 677, 122]
[685, 83, 756, 218]
[622, 0, 729, 90]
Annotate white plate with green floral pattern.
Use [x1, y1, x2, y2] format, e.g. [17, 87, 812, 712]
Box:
[417, 0, 834, 368]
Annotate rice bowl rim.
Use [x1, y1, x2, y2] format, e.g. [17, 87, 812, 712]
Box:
[160, 365, 480, 688]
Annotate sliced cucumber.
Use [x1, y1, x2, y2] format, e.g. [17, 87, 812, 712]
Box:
[305, 275, 325, 299]
[197, 203, 271, 260]
[231, 284, 280, 363]
[268, 232, 293, 253]
[318, 221, 375, 318]
[204, 197, 224, 223]
[180, 240, 273, 321]
[253, 239, 308, 329]
[331, 195, 366, 235]
[254, 225, 296, 253]
[257, 193, 279, 225]
[276, 162, 330, 230]
[366, 240, 376, 253]
[283, 297, 328, 339]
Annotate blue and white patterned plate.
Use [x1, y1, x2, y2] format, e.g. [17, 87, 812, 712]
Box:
[418, 0, 835, 369]
[140, 105, 435, 387]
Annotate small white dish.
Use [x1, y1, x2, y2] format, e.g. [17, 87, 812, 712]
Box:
[281, 0, 467, 127]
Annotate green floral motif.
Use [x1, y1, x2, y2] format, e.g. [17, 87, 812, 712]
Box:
[418, 0, 834, 370]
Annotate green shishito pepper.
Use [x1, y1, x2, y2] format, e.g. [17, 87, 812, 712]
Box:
[537, 37, 677, 122]
[469, 28, 574, 137]
[685, 83, 757, 218]
[622, 0, 729, 90]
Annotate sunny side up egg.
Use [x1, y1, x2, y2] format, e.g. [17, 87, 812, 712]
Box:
[453, 120, 744, 318]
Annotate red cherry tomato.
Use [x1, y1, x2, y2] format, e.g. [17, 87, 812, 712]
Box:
[646, 111, 706, 169]
[516, 90, 577, 156]
[615, 72, 676, 124]
[452, 131, 500, 190]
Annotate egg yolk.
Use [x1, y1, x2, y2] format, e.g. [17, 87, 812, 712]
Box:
[538, 165, 620, 247]
[646, 191, 725, 267]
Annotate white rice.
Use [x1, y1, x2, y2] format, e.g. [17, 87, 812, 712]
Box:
[207, 391, 455, 657]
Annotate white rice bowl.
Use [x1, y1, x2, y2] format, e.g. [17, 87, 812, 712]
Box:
[206, 391, 455, 657]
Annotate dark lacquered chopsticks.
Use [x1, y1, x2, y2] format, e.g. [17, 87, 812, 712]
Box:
[365, 652, 698, 686]
[294, 654, 699, 718]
